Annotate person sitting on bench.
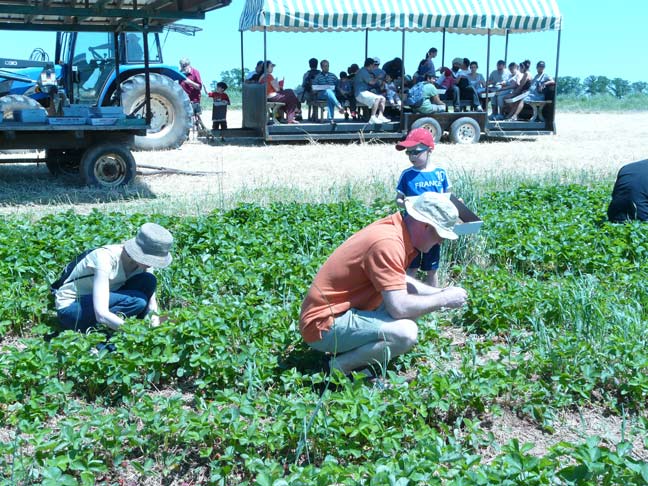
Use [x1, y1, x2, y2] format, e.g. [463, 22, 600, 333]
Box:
[355, 58, 389, 124]
[259, 60, 302, 124]
[490, 62, 521, 120]
[608, 159, 648, 222]
[313, 60, 344, 122]
[506, 60, 555, 121]
[502, 60, 531, 121]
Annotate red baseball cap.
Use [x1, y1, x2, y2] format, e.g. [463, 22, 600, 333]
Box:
[395, 128, 435, 151]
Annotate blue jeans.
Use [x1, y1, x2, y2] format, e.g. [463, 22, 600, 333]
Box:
[409, 244, 441, 271]
[57, 272, 157, 333]
[318, 89, 340, 120]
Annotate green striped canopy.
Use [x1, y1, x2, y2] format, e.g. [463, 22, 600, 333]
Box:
[239, 0, 562, 34]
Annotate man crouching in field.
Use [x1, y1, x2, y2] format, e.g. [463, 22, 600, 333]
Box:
[299, 192, 468, 378]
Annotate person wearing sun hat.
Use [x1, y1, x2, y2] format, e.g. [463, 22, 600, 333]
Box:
[54, 223, 173, 335]
[300, 187, 468, 378]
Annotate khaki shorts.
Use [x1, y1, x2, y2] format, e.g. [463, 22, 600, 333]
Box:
[356, 91, 383, 107]
[309, 305, 394, 355]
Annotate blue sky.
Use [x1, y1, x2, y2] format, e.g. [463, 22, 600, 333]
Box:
[0, 0, 645, 89]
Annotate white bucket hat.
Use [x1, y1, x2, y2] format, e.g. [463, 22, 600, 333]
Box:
[124, 223, 173, 268]
[404, 193, 459, 240]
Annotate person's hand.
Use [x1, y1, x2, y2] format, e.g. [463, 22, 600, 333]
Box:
[441, 287, 468, 308]
[150, 314, 160, 327]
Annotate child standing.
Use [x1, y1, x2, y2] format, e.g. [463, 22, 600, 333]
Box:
[207, 82, 231, 131]
[395, 128, 451, 287]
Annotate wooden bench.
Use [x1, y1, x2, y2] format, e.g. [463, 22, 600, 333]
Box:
[307, 99, 329, 122]
[525, 100, 552, 122]
[266, 101, 285, 124]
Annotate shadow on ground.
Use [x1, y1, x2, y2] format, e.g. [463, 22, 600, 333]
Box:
[0, 162, 156, 207]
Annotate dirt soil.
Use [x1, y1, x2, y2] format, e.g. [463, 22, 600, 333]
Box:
[0, 112, 647, 214]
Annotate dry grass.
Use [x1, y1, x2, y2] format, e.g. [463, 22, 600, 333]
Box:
[0, 112, 647, 217]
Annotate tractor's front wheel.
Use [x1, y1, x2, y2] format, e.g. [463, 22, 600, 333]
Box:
[120, 73, 192, 151]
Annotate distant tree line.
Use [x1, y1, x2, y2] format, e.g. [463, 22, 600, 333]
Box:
[558, 76, 648, 98]
[210, 68, 249, 92]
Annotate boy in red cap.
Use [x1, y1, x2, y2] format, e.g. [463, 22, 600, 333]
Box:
[395, 128, 452, 287]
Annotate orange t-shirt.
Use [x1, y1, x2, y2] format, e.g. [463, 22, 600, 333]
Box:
[299, 212, 417, 343]
[260, 73, 276, 96]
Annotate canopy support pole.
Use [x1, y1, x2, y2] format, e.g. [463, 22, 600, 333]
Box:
[485, 28, 491, 108]
[554, 28, 562, 82]
[400, 28, 406, 132]
[552, 28, 562, 134]
[113, 31, 121, 105]
[240, 30, 245, 87]
[504, 30, 509, 64]
[142, 19, 151, 124]
[365, 29, 368, 59]
[441, 28, 446, 68]
[263, 27, 267, 137]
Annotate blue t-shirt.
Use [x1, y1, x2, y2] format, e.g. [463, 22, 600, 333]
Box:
[396, 166, 451, 196]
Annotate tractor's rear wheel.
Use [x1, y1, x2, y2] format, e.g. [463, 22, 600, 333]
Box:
[120, 73, 192, 151]
[0, 94, 44, 120]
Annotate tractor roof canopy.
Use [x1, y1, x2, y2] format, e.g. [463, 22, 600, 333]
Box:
[239, 0, 561, 35]
[0, 0, 231, 32]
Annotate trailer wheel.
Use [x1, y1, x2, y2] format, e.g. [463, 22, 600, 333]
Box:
[120, 73, 192, 151]
[410, 117, 443, 144]
[80, 144, 136, 187]
[45, 149, 83, 176]
[449, 117, 481, 144]
[0, 94, 44, 120]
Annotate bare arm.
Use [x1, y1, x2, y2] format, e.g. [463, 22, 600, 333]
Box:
[431, 94, 446, 106]
[395, 191, 406, 208]
[148, 291, 160, 327]
[382, 281, 468, 320]
[185, 78, 200, 89]
[92, 269, 124, 331]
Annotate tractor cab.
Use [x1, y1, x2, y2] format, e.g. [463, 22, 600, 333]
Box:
[57, 31, 165, 106]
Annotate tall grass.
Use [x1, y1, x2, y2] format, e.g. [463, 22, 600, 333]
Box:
[558, 93, 648, 112]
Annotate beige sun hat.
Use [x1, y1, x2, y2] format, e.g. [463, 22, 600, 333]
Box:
[404, 192, 459, 240]
[124, 223, 173, 268]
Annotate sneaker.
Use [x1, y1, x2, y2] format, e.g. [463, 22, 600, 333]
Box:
[369, 115, 381, 124]
[475, 106, 484, 112]
[378, 114, 391, 123]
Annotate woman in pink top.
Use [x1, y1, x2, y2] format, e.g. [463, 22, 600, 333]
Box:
[258, 61, 302, 124]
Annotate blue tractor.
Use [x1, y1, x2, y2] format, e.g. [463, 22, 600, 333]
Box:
[0, 30, 192, 151]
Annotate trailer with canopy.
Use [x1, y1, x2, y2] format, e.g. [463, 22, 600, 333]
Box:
[238, 0, 562, 143]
